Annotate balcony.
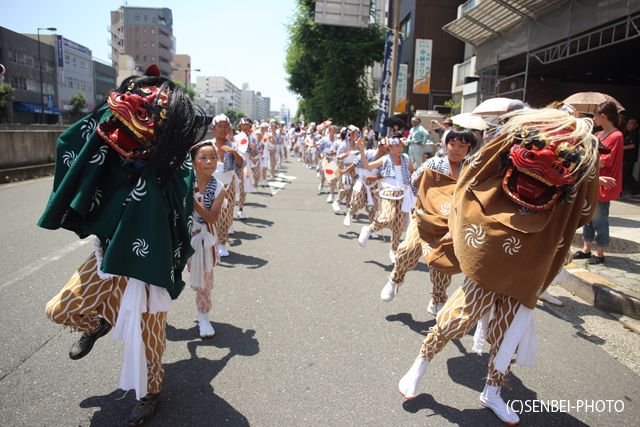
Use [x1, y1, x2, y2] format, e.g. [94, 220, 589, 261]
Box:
[158, 33, 173, 51]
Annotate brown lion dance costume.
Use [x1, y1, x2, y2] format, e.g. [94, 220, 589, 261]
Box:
[398, 109, 600, 426]
[39, 66, 209, 426]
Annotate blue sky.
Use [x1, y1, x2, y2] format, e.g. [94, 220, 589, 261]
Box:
[0, 0, 300, 114]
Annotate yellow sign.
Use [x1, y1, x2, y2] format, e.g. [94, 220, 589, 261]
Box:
[395, 64, 408, 113]
[413, 39, 432, 94]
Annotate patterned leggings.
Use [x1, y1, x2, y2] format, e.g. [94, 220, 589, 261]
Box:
[369, 191, 410, 251]
[336, 168, 356, 207]
[216, 179, 236, 246]
[236, 171, 246, 210]
[187, 224, 216, 314]
[390, 215, 450, 303]
[269, 150, 277, 177]
[418, 278, 521, 387]
[45, 253, 167, 394]
[252, 161, 261, 188]
[347, 183, 379, 223]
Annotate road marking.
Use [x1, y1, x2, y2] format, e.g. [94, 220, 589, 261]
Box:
[270, 172, 297, 196]
[0, 239, 91, 291]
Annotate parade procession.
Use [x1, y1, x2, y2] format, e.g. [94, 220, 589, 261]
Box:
[2, 1, 640, 427]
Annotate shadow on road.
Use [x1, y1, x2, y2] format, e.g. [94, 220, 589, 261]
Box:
[219, 252, 268, 269]
[386, 312, 436, 336]
[240, 217, 274, 229]
[79, 322, 259, 426]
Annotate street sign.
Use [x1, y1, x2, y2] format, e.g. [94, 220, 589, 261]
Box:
[314, 0, 371, 28]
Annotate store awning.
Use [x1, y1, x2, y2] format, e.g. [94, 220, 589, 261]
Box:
[443, 0, 571, 47]
[14, 102, 64, 116]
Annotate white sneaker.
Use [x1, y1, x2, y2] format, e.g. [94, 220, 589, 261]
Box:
[298, 158, 302, 162]
[237, 210, 246, 220]
[252, 188, 258, 193]
[198, 313, 215, 338]
[399, 358, 429, 399]
[480, 385, 520, 426]
[427, 298, 445, 316]
[370, 232, 380, 239]
[317, 172, 321, 178]
[539, 290, 564, 306]
[285, 159, 291, 163]
[358, 226, 371, 247]
[345, 207, 349, 216]
[389, 249, 397, 264]
[318, 183, 323, 190]
[380, 279, 398, 302]
[262, 179, 267, 186]
[332, 200, 341, 212]
[219, 244, 229, 257]
[228, 225, 235, 235]
[343, 214, 351, 227]
[326, 193, 334, 203]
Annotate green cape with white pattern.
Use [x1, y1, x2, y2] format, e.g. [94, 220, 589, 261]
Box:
[38, 106, 195, 299]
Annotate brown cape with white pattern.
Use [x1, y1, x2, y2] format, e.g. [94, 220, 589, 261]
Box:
[415, 168, 460, 275]
[448, 133, 599, 309]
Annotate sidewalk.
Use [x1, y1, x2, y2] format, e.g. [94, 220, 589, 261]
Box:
[563, 196, 640, 326]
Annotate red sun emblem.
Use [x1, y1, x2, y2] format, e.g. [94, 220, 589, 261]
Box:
[240, 139, 248, 145]
[326, 169, 334, 175]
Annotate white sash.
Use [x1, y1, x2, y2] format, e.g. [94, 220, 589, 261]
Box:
[189, 221, 218, 290]
[381, 178, 416, 212]
[353, 169, 377, 206]
[213, 162, 235, 187]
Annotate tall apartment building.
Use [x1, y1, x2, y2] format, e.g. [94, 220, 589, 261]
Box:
[109, 6, 174, 78]
[195, 76, 241, 110]
[172, 54, 191, 87]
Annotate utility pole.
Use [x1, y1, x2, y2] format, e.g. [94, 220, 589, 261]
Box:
[388, 0, 402, 125]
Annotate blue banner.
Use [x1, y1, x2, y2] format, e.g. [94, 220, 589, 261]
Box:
[57, 36, 64, 68]
[375, 30, 403, 134]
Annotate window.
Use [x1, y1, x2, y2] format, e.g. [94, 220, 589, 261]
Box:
[67, 77, 73, 88]
[135, 41, 139, 48]
[11, 76, 27, 90]
[151, 28, 155, 34]
[136, 54, 140, 61]
[143, 42, 147, 48]
[135, 27, 139, 34]
[135, 13, 139, 20]
[44, 83, 55, 95]
[177, 73, 182, 79]
[80, 60, 87, 70]
[143, 28, 146, 34]
[87, 82, 91, 92]
[151, 56, 155, 61]
[72, 57, 77, 66]
[143, 55, 147, 61]
[73, 78, 79, 89]
[175, 63, 181, 68]
[153, 17, 156, 23]
[144, 15, 147, 21]
[151, 43, 155, 48]
[80, 80, 86, 91]
[401, 16, 411, 38]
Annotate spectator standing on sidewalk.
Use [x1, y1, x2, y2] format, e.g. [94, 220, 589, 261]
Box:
[430, 116, 453, 156]
[623, 117, 639, 194]
[574, 101, 625, 265]
[405, 117, 432, 169]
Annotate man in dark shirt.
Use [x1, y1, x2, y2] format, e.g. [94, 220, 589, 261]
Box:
[623, 118, 639, 194]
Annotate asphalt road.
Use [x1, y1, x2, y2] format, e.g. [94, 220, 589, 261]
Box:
[1, 160, 640, 427]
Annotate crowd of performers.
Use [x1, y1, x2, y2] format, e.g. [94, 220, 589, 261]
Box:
[38, 66, 617, 426]
[292, 106, 613, 426]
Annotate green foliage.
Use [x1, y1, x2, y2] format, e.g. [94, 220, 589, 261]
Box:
[172, 80, 196, 100]
[0, 83, 13, 108]
[70, 91, 87, 122]
[444, 99, 461, 117]
[223, 108, 246, 126]
[285, 0, 385, 127]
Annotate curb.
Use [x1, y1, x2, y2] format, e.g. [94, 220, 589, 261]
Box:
[562, 263, 640, 321]
[1, 163, 55, 184]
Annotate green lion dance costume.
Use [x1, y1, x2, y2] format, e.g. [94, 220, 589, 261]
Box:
[39, 66, 209, 426]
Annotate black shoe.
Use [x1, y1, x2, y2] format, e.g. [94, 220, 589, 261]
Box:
[572, 250, 592, 260]
[128, 394, 160, 426]
[587, 255, 605, 265]
[69, 318, 111, 360]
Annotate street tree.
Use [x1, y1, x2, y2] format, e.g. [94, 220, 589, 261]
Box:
[0, 83, 13, 123]
[285, 0, 385, 127]
[172, 80, 196, 100]
[69, 91, 87, 124]
[223, 108, 246, 126]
